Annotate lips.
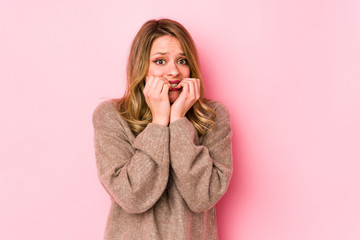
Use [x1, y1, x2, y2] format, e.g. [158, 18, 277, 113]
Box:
[168, 80, 181, 91]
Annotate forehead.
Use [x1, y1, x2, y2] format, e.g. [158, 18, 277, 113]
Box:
[150, 35, 183, 54]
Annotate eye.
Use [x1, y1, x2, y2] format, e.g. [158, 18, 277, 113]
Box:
[153, 59, 166, 65]
[178, 58, 188, 65]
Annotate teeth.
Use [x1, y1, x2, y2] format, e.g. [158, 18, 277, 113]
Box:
[170, 83, 178, 88]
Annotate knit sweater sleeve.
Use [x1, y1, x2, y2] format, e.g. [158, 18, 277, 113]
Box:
[92, 101, 169, 214]
[169, 101, 233, 212]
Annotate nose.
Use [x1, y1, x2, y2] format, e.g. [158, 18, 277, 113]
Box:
[166, 61, 180, 77]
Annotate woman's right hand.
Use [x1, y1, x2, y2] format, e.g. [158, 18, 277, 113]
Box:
[143, 76, 171, 126]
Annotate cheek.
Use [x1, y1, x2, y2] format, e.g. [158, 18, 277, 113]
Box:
[180, 66, 190, 78]
[147, 65, 164, 76]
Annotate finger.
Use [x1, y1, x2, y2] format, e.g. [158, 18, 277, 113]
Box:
[161, 82, 171, 95]
[186, 79, 195, 99]
[180, 80, 190, 97]
[143, 75, 154, 95]
[154, 77, 167, 95]
[175, 77, 188, 89]
[145, 75, 156, 90]
[177, 77, 192, 87]
[147, 76, 160, 95]
[176, 78, 188, 90]
[183, 78, 196, 92]
[183, 79, 194, 99]
[194, 78, 200, 100]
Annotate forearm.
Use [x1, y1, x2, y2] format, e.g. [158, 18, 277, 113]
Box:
[93, 101, 170, 213]
[169, 115, 232, 212]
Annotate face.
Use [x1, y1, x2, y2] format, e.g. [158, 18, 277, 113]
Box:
[147, 35, 190, 103]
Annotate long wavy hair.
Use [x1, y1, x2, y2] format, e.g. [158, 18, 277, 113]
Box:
[116, 18, 216, 136]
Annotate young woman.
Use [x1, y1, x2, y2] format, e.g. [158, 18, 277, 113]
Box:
[92, 18, 233, 240]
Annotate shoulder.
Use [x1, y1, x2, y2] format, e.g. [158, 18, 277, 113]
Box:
[203, 98, 231, 121]
[200, 99, 232, 144]
[92, 99, 124, 128]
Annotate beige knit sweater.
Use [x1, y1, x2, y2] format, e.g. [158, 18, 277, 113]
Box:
[92, 99, 233, 240]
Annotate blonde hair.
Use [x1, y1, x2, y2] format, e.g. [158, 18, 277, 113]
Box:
[116, 18, 216, 136]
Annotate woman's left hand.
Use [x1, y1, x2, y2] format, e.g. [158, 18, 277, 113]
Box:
[170, 78, 200, 123]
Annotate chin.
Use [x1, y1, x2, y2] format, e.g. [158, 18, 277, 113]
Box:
[169, 91, 180, 103]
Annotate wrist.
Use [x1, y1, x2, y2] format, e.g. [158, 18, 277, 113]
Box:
[170, 114, 184, 123]
[152, 117, 169, 126]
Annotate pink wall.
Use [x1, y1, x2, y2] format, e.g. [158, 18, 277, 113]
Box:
[1, 0, 360, 239]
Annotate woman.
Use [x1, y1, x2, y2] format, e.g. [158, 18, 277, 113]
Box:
[92, 18, 233, 240]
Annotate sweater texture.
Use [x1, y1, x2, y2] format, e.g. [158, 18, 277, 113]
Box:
[92, 99, 233, 240]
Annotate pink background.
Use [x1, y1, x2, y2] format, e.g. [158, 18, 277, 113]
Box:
[1, 0, 360, 239]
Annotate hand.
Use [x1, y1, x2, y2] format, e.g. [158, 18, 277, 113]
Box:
[143, 76, 171, 126]
[170, 78, 201, 123]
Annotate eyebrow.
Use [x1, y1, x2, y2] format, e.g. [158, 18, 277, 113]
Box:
[151, 52, 186, 57]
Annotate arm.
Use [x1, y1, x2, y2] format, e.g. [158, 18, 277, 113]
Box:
[92, 101, 169, 214]
[169, 102, 233, 212]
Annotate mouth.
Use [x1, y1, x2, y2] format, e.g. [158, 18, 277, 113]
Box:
[168, 80, 181, 91]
